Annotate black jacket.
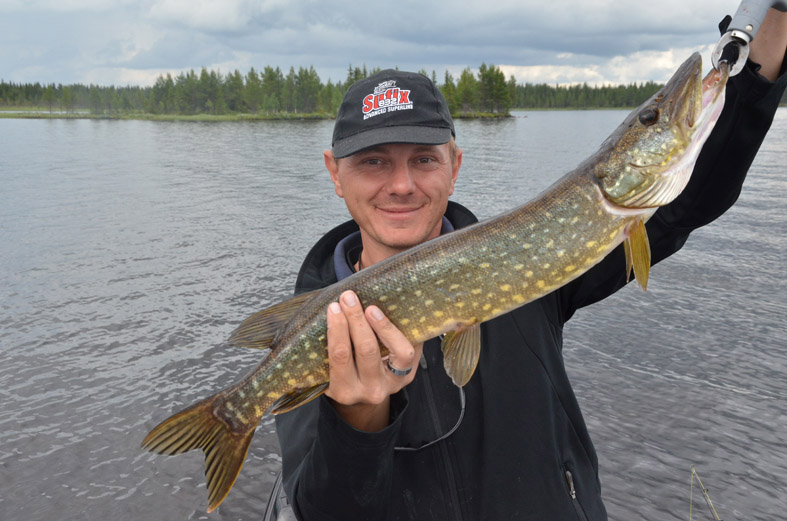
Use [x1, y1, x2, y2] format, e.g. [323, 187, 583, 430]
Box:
[275, 61, 787, 521]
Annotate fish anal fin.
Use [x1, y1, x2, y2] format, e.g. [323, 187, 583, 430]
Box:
[229, 289, 321, 350]
[627, 218, 651, 291]
[440, 323, 482, 387]
[270, 382, 329, 414]
[141, 395, 256, 513]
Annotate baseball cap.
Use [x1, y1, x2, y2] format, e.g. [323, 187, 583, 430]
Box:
[331, 69, 455, 159]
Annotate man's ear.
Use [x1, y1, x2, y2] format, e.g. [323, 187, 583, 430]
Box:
[449, 147, 462, 196]
[324, 150, 343, 198]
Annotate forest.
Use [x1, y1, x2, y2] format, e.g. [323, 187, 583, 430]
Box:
[2, 63, 784, 117]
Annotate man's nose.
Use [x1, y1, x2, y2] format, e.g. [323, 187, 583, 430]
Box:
[386, 161, 416, 194]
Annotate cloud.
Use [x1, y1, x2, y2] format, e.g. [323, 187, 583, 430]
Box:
[0, 0, 744, 86]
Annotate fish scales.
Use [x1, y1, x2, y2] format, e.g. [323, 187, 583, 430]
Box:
[142, 53, 730, 513]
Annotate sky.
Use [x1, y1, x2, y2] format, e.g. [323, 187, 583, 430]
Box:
[0, 0, 745, 88]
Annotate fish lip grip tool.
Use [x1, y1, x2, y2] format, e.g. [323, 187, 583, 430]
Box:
[711, 0, 787, 76]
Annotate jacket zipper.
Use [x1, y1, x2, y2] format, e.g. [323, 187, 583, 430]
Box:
[564, 469, 589, 521]
[421, 349, 464, 521]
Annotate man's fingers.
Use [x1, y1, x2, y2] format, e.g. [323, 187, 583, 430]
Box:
[325, 301, 356, 398]
[339, 291, 382, 367]
[366, 305, 419, 377]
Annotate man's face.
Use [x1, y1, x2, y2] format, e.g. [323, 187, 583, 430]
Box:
[325, 142, 462, 262]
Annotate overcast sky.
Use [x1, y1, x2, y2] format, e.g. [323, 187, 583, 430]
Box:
[1, 0, 744, 87]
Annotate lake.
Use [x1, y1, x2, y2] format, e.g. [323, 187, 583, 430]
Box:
[1, 109, 785, 521]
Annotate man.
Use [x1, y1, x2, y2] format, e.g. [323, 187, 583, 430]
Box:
[276, 12, 787, 521]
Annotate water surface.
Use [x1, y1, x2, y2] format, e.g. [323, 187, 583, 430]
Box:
[1, 109, 785, 520]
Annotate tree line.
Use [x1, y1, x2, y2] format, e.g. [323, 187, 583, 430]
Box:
[4, 64, 783, 116]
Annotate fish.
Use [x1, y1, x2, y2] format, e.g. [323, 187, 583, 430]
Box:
[141, 53, 729, 512]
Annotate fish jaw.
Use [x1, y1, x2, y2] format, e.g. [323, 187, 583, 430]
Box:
[593, 53, 728, 211]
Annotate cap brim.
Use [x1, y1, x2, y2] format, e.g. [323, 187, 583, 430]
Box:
[332, 126, 453, 159]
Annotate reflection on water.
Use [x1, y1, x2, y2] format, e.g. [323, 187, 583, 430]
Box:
[0, 110, 785, 520]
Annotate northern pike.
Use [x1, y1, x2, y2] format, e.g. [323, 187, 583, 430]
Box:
[142, 53, 729, 512]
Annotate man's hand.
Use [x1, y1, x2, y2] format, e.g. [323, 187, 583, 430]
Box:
[325, 290, 423, 432]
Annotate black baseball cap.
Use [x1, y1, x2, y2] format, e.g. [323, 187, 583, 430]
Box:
[331, 69, 455, 159]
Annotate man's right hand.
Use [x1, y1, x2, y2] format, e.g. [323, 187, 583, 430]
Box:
[324, 290, 423, 432]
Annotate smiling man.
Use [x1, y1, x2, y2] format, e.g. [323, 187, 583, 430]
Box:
[274, 12, 787, 520]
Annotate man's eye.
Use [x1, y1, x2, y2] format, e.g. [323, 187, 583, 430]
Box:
[417, 157, 435, 164]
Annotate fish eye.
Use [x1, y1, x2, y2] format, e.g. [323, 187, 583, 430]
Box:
[638, 107, 660, 126]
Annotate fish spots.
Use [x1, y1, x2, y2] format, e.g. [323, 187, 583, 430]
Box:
[388, 305, 398, 311]
[449, 283, 460, 290]
[500, 284, 511, 292]
[523, 243, 532, 250]
[309, 352, 318, 360]
[400, 318, 411, 326]
[513, 294, 525, 304]
[537, 280, 546, 289]
[411, 328, 421, 337]
[252, 380, 259, 389]
[287, 378, 297, 386]
[424, 300, 434, 306]
[267, 391, 283, 399]
[525, 271, 534, 278]
[415, 290, 422, 297]
[557, 250, 565, 257]
[571, 217, 579, 224]
[379, 295, 388, 302]
[454, 302, 465, 308]
[471, 288, 482, 295]
[480, 262, 491, 269]
[545, 239, 554, 248]
[514, 264, 525, 271]
[419, 316, 427, 323]
[543, 263, 551, 269]
[483, 303, 492, 311]
[254, 405, 262, 416]
[565, 265, 577, 272]
[433, 311, 444, 318]
[586, 241, 598, 248]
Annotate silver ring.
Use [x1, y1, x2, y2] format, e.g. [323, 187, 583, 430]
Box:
[386, 359, 412, 376]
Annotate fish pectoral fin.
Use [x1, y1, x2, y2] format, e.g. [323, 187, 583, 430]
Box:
[269, 382, 329, 415]
[626, 218, 651, 291]
[229, 290, 321, 349]
[440, 323, 482, 387]
[623, 236, 634, 283]
[141, 396, 256, 513]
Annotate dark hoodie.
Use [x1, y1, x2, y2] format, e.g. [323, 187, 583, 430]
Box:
[275, 60, 787, 521]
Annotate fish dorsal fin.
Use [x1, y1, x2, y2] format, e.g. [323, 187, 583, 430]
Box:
[440, 324, 482, 387]
[229, 290, 320, 349]
[625, 218, 651, 291]
[270, 382, 330, 414]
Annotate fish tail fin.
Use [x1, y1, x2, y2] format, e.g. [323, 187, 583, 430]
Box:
[141, 396, 255, 513]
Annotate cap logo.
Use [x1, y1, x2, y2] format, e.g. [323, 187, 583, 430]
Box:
[362, 80, 412, 120]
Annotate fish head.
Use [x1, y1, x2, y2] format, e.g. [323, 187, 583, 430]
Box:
[594, 52, 729, 209]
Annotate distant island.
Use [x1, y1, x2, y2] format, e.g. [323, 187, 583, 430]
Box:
[3, 63, 781, 120]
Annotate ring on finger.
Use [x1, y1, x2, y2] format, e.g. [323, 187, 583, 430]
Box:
[386, 358, 412, 376]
